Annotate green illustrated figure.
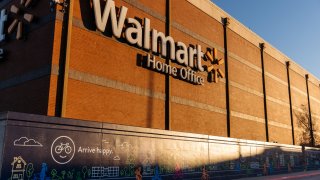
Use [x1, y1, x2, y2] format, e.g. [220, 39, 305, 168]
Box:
[76, 172, 82, 180]
[51, 168, 86, 180]
[82, 166, 91, 179]
[127, 154, 136, 176]
[67, 169, 75, 179]
[61, 171, 66, 179]
[26, 163, 34, 180]
[51, 169, 62, 180]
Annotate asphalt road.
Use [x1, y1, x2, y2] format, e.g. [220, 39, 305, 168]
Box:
[292, 175, 320, 180]
[239, 170, 320, 180]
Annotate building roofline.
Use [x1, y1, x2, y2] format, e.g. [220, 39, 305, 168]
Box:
[188, 0, 320, 86]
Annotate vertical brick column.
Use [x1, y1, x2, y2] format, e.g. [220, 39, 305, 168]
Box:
[223, 17, 230, 137]
[305, 74, 315, 146]
[55, 0, 74, 117]
[165, 0, 171, 130]
[259, 42, 269, 142]
[286, 61, 295, 145]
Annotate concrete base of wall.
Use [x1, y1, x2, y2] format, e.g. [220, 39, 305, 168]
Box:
[0, 111, 319, 179]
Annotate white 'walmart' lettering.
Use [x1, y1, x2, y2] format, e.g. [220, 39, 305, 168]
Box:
[92, 0, 205, 72]
[0, 9, 7, 42]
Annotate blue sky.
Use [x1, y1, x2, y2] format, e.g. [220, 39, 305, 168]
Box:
[211, 0, 320, 79]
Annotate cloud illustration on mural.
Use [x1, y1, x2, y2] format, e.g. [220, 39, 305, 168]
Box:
[113, 155, 120, 161]
[14, 137, 43, 147]
[102, 139, 109, 144]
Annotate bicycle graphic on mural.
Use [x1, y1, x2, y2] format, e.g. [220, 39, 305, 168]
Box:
[51, 136, 75, 164]
[55, 143, 72, 156]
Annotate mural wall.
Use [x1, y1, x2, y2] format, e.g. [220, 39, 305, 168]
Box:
[1, 112, 320, 180]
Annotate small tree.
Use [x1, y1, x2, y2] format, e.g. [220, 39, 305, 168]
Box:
[26, 163, 34, 180]
[295, 104, 319, 147]
[82, 166, 88, 179]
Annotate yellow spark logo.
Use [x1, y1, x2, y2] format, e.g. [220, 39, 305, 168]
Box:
[205, 48, 225, 83]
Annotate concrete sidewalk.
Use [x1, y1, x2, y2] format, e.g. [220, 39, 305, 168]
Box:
[239, 170, 320, 179]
